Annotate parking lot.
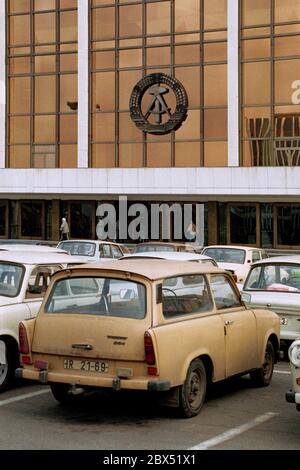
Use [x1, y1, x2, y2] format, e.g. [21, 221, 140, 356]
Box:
[0, 360, 298, 451]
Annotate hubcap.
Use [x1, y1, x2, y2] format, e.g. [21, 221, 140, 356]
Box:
[188, 370, 203, 410]
[0, 362, 8, 386]
[263, 350, 272, 379]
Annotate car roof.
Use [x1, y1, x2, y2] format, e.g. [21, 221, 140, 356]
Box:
[0, 251, 85, 265]
[203, 245, 264, 251]
[62, 258, 224, 281]
[251, 255, 300, 265]
[136, 241, 194, 247]
[0, 244, 67, 253]
[57, 240, 119, 246]
[121, 252, 214, 261]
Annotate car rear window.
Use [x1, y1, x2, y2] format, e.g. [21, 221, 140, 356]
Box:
[44, 276, 146, 319]
[203, 248, 245, 264]
[58, 242, 96, 257]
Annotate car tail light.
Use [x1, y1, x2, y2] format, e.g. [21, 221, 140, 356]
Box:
[144, 332, 156, 365]
[19, 322, 29, 354]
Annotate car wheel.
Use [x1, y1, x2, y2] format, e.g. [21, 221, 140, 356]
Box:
[250, 340, 275, 387]
[50, 383, 76, 404]
[0, 341, 14, 393]
[178, 358, 206, 418]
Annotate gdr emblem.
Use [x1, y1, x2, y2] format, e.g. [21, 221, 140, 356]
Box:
[129, 73, 188, 135]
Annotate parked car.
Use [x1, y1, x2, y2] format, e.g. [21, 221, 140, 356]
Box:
[120, 251, 218, 266]
[57, 240, 125, 262]
[241, 256, 300, 350]
[0, 244, 68, 254]
[135, 242, 202, 254]
[286, 338, 300, 411]
[16, 259, 280, 418]
[0, 251, 86, 392]
[201, 245, 268, 285]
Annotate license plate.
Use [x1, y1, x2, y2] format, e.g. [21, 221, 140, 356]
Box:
[63, 358, 108, 373]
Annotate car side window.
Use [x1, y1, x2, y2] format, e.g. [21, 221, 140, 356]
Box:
[162, 274, 213, 319]
[26, 264, 61, 298]
[210, 275, 242, 310]
[99, 244, 111, 258]
[111, 245, 123, 258]
[252, 251, 260, 263]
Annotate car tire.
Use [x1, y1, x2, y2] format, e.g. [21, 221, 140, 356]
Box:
[250, 340, 275, 387]
[50, 383, 76, 404]
[178, 358, 206, 418]
[0, 341, 14, 393]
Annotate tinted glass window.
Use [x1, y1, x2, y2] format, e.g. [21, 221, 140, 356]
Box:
[20, 202, 43, 237]
[45, 277, 146, 319]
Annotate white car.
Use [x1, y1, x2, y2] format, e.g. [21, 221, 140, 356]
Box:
[0, 244, 68, 254]
[0, 251, 85, 392]
[57, 240, 125, 262]
[201, 245, 268, 285]
[286, 338, 300, 411]
[120, 251, 218, 266]
[241, 256, 300, 350]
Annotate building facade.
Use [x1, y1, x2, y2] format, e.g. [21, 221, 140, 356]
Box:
[1, 0, 300, 247]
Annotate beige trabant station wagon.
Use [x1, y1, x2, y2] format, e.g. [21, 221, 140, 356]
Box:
[16, 260, 280, 418]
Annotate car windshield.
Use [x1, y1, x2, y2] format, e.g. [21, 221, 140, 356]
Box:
[45, 276, 146, 319]
[203, 248, 245, 264]
[58, 242, 96, 257]
[0, 262, 24, 297]
[136, 244, 175, 253]
[244, 264, 300, 292]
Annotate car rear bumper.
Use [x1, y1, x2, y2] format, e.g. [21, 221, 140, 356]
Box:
[15, 367, 171, 392]
[286, 391, 300, 405]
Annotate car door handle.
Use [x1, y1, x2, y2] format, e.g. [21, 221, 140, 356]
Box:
[224, 320, 234, 326]
[72, 343, 93, 351]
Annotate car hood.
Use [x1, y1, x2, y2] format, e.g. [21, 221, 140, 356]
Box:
[218, 262, 243, 272]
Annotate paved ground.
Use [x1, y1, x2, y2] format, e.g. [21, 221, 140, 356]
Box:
[0, 361, 298, 452]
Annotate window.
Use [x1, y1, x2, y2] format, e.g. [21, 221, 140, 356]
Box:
[90, 1, 228, 168]
[100, 244, 112, 258]
[20, 201, 44, 238]
[229, 205, 257, 245]
[244, 264, 300, 292]
[0, 263, 24, 297]
[45, 277, 146, 319]
[252, 251, 261, 262]
[111, 245, 123, 258]
[7, 1, 78, 168]
[241, 1, 300, 167]
[162, 274, 213, 318]
[26, 264, 61, 298]
[210, 275, 241, 309]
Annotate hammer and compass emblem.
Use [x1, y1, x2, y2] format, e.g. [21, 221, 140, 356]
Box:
[130, 73, 188, 135]
[144, 84, 171, 124]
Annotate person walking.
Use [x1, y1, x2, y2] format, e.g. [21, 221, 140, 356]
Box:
[60, 217, 69, 240]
